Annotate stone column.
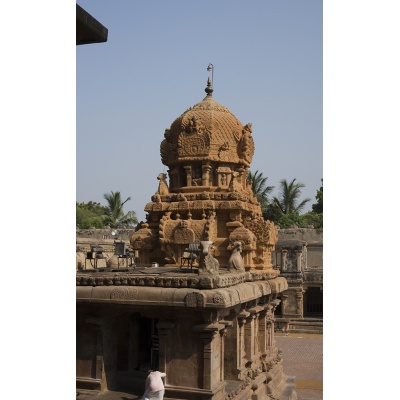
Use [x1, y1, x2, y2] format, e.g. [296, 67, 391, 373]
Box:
[94, 325, 103, 379]
[248, 306, 264, 362]
[219, 325, 229, 383]
[101, 315, 118, 391]
[157, 320, 175, 385]
[295, 249, 303, 272]
[202, 163, 212, 186]
[281, 294, 288, 317]
[128, 314, 140, 371]
[296, 290, 305, 318]
[184, 166, 192, 187]
[237, 310, 250, 372]
[235, 166, 245, 190]
[282, 250, 288, 271]
[194, 322, 225, 390]
[269, 300, 280, 346]
[243, 313, 255, 366]
[258, 307, 268, 357]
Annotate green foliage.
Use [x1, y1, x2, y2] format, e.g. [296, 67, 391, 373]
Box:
[79, 216, 104, 229]
[262, 202, 282, 223]
[76, 202, 107, 229]
[103, 191, 138, 228]
[261, 178, 321, 229]
[272, 178, 311, 215]
[312, 179, 323, 214]
[246, 170, 274, 212]
[302, 212, 323, 229]
[276, 213, 308, 229]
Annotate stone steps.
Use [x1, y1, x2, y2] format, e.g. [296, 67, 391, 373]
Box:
[288, 320, 323, 334]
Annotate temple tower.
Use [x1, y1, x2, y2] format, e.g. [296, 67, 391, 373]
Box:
[131, 79, 278, 275]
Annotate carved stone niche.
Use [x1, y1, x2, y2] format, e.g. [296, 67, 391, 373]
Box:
[216, 166, 231, 189]
[228, 226, 257, 268]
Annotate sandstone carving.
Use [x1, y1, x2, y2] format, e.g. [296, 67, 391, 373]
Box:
[198, 241, 219, 275]
[227, 241, 245, 272]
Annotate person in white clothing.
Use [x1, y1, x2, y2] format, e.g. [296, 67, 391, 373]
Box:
[142, 370, 166, 400]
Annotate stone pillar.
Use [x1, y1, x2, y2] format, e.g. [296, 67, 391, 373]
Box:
[167, 169, 173, 190]
[184, 166, 192, 187]
[101, 315, 118, 391]
[237, 310, 250, 372]
[221, 318, 238, 380]
[235, 166, 245, 190]
[94, 325, 103, 379]
[281, 294, 288, 317]
[157, 320, 175, 385]
[128, 314, 140, 371]
[282, 250, 288, 271]
[194, 322, 225, 390]
[243, 313, 255, 366]
[269, 300, 280, 346]
[296, 290, 305, 318]
[295, 249, 303, 272]
[202, 163, 212, 186]
[258, 307, 268, 357]
[248, 306, 264, 363]
[169, 167, 180, 189]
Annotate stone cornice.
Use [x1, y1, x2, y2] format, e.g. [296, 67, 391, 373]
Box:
[76, 270, 282, 289]
[76, 277, 288, 308]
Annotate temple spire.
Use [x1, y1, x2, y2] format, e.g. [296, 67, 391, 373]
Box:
[205, 63, 214, 97]
[205, 77, 213, 97]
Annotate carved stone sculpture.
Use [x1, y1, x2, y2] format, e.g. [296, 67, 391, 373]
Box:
[198, 240, 219, 275]
[227, 241, 245, 272]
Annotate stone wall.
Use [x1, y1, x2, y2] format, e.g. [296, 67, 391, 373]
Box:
[272, 228, 323, 333]
[272, 228, 323, 269]
[76, 228, 136, 270]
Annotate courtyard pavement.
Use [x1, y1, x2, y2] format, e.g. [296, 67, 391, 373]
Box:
[275, 333, 323, 400]
[76, 333, 323, 400]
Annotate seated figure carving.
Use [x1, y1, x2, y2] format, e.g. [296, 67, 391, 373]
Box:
[198, 240, 219, 275]
[228, 241, 245, 272]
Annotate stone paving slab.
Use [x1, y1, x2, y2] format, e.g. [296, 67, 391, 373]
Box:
[275, 334, 323, 400]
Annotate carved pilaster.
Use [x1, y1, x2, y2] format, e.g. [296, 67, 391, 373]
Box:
[294, 249, 303, 272]
[237, 310, 250, 371]
[184, 165, 192, 187]
[202, 163, 212, 186]
[193, 323, 225, 391]
[258, 307, 268, 356]
[295, 290, 305, 316]
[243, 313, 256, 366]
[282, 249, 288, 272]
[157, 320, 175, 385]
[218, 321, 231, 383]
[248, 305, 264, 363]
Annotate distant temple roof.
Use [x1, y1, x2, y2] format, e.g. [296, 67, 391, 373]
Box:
[76, 4, 108, 45]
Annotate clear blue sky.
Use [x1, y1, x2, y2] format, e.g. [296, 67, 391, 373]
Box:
[77, 0, 322, 222]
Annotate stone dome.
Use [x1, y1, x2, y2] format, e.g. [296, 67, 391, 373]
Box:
[160, 81, 254, 168]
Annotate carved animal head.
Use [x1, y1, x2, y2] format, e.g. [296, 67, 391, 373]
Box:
[200, 240, 214, 256]
[157, 173, 167, 181]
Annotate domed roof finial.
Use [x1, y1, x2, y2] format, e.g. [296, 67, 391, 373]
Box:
[205, 63, 214, 97]
[205, 77, 213, 97]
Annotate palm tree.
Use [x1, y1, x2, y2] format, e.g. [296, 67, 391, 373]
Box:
[272, 179, 311, 215]
[246, 170, 274, 210]
[103, 191, 138, 228]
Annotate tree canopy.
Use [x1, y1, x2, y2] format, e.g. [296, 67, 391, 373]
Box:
[261, 178, 322, 229]
[76, 201, 108, 229]
[272, 178, 311, 215]
[103, 191, 138, 228]
[246, 170, 274, 212]
[76, 192, 138, 229]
